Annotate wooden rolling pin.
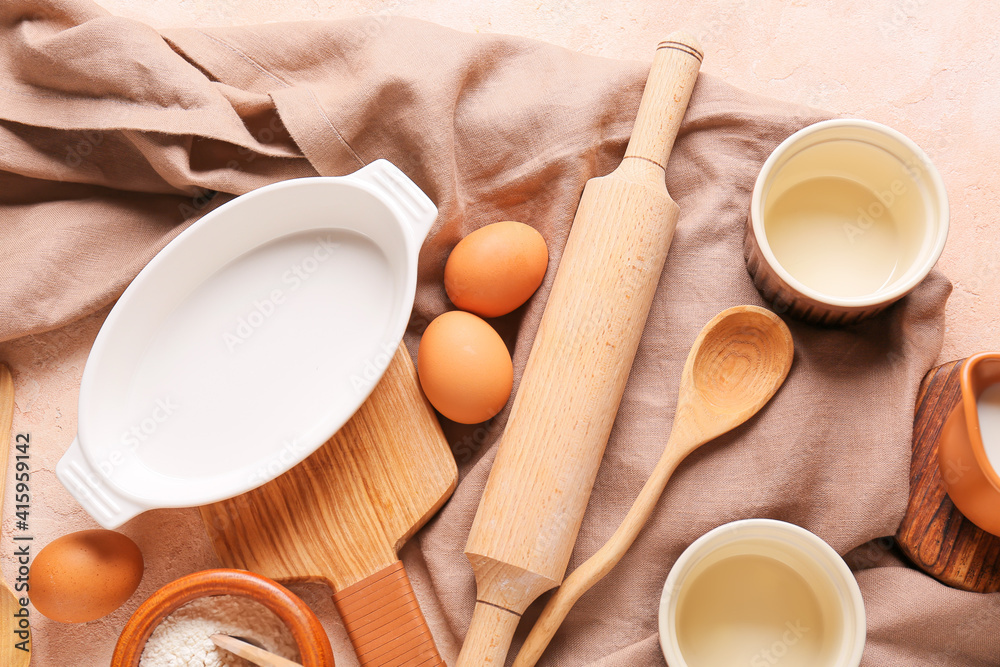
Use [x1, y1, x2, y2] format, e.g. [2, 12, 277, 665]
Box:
[457, 32, 703, 666]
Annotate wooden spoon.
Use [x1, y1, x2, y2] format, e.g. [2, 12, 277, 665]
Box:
[0, 363, 30, 666]
[211, 634, 304, 667]
[512, 305, 794, 666]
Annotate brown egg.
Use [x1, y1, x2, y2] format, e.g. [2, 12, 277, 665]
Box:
[30, 529, 144, 623]
[417, 311, 514, 424]
[444, 221, 548, 318]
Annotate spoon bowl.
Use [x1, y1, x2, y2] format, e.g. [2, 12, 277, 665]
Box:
[512, 305, 794, 667]
[691, 307, 794, 413]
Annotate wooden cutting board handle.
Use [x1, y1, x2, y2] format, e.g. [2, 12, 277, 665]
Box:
[200, 345, 455, 667]
[458, 31, 703, 667]
[331, 561, 444, 667]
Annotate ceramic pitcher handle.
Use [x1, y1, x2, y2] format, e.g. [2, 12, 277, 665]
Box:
[56, 439, 145, 528]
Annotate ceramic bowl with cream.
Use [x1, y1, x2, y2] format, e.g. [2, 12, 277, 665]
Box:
[659, 519, 866, 667]
[745, 119, 948, 325]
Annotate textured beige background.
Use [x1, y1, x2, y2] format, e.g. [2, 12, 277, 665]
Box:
[1, 1, 997, 665]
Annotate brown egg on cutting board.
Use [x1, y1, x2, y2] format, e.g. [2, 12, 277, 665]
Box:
[417, 310, 513, 424]
[30, 529, 144, 623]
[444, 220, 548, 318]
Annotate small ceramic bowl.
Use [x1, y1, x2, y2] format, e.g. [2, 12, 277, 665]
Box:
[111, 568, 334, 667]
[938, 352, 1000, 536]
[745, 119, 948, 325]
[659, 519, 865, 667]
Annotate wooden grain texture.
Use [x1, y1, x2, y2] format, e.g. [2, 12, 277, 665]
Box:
[200, 346, 455, 666]
[212, 634, 304, 667]
[0, 364, 30, 667]
[896, 359, 1000, 593]
[623, 36, 703, 170]
[458, 31, 703, 667]
[513, 306, 794, 666]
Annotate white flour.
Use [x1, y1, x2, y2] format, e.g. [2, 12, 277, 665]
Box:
[139, 595, 300, 667]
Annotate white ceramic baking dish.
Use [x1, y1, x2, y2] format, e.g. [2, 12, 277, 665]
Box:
[56, 160, 437, 528]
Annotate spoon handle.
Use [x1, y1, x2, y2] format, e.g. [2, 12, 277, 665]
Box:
[211, 634, 303, 667]
[511, 443, 688, 667]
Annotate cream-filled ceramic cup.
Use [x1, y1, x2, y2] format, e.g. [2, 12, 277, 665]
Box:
[745, 119, 948, 325]
[659, 519, 866, 667]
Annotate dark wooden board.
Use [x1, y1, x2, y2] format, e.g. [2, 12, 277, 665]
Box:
[896, 359, 1000, 593]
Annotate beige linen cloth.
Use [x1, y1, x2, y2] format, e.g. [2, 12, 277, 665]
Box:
[1, 1, 997, 665]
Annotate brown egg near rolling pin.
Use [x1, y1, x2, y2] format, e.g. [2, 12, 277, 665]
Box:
[30, 530, 144, 625]
[418, 220, 548, 425]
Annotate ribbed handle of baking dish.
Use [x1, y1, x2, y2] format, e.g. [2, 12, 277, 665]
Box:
[56, 439, 145, 529]
[332, 560, 445, 667]
[349, 159, 438, 243]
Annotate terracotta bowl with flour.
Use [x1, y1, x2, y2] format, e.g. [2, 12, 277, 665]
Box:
[112, 568, 333, 667]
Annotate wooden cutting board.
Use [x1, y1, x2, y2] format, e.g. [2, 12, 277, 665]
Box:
[896, 359, 1000, 593]
[201, 345, 456, 666]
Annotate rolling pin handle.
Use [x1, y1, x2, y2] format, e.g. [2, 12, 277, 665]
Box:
[455, 601, 522, 667]
[623, 30, 703, 173]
